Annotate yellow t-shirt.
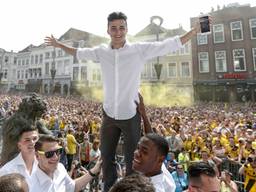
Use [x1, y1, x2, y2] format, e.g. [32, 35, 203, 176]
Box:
[66, 134, 77, 155]
[244, 164, 256, 192]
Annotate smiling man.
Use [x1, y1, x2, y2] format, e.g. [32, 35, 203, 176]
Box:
[0, 117, 39, 188]
[30, 134, 101, 192]
[132, 133, 176, 192]
[45, 11, 201, 191]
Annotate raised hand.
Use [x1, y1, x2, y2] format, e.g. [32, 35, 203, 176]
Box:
[44, 35, 59, 47]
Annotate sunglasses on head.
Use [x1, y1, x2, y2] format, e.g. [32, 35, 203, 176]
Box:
[38, 147, 63, 158]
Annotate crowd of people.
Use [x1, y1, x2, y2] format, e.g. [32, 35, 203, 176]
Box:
[0, 93, 256, 191]
[0, 12, 255, 191]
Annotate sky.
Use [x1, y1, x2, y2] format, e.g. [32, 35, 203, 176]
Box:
[0, 0, 255, 52]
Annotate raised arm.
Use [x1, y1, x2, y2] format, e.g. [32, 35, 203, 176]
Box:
[180, 16, 212, 45]
[135, 93, 152, 134]
[44, 35, 77, 56]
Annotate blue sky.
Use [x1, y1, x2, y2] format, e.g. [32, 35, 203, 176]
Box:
[1, 0, 255, 52]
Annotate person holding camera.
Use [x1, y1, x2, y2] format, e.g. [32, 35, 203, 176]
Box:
[239, 155, 256, 192]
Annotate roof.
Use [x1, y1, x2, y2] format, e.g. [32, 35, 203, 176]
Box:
[58, 28, 109, 47]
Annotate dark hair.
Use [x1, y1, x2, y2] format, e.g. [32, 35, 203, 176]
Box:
[35, 134, 59, 151]
[109, 173, 155, 192]
[0, 173, 28, 192]
[145, 133, 169, 157]
[107, 12, 127, 25]
[188, 162, 216, 184]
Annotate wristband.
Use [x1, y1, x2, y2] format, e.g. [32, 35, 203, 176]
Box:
[88, 169, 97, 177]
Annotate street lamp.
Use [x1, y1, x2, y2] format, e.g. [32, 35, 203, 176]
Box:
[151, 16, 163, 80]
[50, 48, 56, 94]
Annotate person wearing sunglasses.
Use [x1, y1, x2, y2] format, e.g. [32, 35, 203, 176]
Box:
[30, 134, 102, 192]
[0, 118, 39, 188]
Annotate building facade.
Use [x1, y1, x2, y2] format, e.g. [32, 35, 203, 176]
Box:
[133, 23, 194, 105]
[191, 3, 256, 102]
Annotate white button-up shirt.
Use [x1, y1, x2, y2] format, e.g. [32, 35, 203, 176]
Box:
[150, 164, 176, 192]
[77, 36, 183, 120]
[0, 152, 38, 187]
[30, 163, 75, 192]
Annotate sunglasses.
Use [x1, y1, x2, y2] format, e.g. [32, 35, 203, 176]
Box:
[38, 148, 63, 158]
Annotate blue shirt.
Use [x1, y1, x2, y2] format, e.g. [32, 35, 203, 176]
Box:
[171, 171, 188, 192]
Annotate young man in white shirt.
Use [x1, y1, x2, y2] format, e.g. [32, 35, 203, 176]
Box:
[45, 11, 202, 191]
[132, 133, 176, 192]
[30, 134, 101, 192]
[0, 118, 39, 188]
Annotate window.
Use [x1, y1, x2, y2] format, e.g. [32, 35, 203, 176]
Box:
[141, 63, 151, 78]
[250, 18, 256, 39]
[25, 70, 28, 79]
[35, 55, 38, 64]
[45, 62, 49, 75]
[39, 54, 43, 64]
[73, 67, 79, 81]
[45, 52, 50, 59]
[81, 66, 87, 80]
[4, 69, 7, 79]
[197, 33, 207, 45]
[253, 48, 256, 70]
[29, 69, 32, 78]
[64, 60, 70, 75]
[180, 62, 190, 77]
[31, 55, 34, 65]
[180, 43, 189, 55]
[22, 60, 25, 66]
[26, 59, 29, 65]
[58, 50, 63, 57]
[213, 24, 225, 43]
[215, 51, 227, 72]
[14, 57, 17, 65]
[38, 68, 42, 77]
[56, 61, 63, 75]
[21, 70, 24, 79]
[92, 69, 101, 81]
[167, 63, 177, 77]
[198, 52, 209, 73]
[231, 21, 243, 41]
[233, 49, 246, 71]
[151, 63, 157, 78]
[17, 70, 20, 79]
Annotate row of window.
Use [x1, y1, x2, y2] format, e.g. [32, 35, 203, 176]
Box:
[16, 50, 69, 66]
[16, 68, 42, 80]
[197, 18, 256, 45]
[198, 48, 256, 73]
[142, 61, 191, 78]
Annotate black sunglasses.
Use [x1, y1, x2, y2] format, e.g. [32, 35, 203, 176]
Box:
[38, 148, 63, 158]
